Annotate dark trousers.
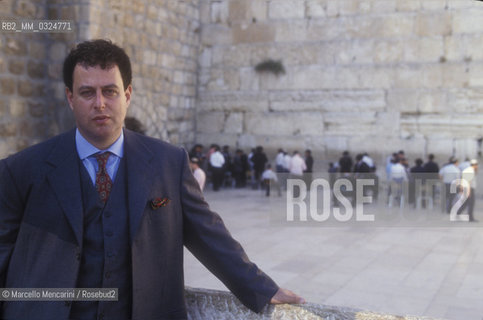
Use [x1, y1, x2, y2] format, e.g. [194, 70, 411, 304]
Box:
[459, 187, 476, 221]
[211, 167, 224, 191]
[443, 183, 455, 213]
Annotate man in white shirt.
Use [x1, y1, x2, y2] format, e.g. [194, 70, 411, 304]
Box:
[439, 157, 461, 213]
[275, 149, 285, 173]
[461, 159, 478, 222]
[289, 151, 307, 176]
[209, 145, 225, 191]
[190, 157, 206, 191]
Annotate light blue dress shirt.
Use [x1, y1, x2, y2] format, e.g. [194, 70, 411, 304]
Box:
[75, 129, 124, 185]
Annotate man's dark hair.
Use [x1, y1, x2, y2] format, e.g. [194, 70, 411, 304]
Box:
[63, 39, 132, 91]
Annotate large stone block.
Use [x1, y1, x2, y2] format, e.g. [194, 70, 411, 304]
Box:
[418, 37, 444, 63]
[418, 91, 449, 114]
[228, 0, 248, 21]
[447, 88, 483, 113]
[454, 138, 478, 160]
[260, 66, 359, 91]
[396, 1, 421, 12]
[198, 92, 269, 112]
[211, 1, 228, 24]
[268, 0, 305, 19]
[416, 12, 451, 37]
[0, 78, 16, 95]
[4, 38, 28, 56]
[196, 132, 239, 148]
[197, 111, 225, 134]
[358, 67, 395, 89]
[370, 0, 397, 13]
[269, 90, 386, 112]
[237, 134, 308, 153]
[373, 40, 404, 64]
[248, 0, 268, 22]
[452, 10, 483, 34]
[426, 138, 455, 158]
[393, 65, 443, 89]
[245, 112, 324, 136]
[468, 64, 483, 87]
[442, 64, 469, 88]
[380, 14, 415, 38]
[201, 24, 232, 46]
[224, 112, 243, 134]
[232, 22, 276, 44]
[334, 39, 374, 65]
[239, 67, 259, 91]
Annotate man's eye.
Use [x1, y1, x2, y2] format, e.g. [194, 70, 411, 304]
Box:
[103, 89, 118, 97]
[80, 90, 94, 97]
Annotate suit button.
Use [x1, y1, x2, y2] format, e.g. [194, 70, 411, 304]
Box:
[98, 312, 104, 320]
[105, 212, 111, 218]
[107, 252, 115, 258]
[106, 231, 113, 237]
[76, 253, 81, 261]
[105, 272, 111, 279]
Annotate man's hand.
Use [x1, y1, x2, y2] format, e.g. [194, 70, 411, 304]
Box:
[270, 288, 306, 304]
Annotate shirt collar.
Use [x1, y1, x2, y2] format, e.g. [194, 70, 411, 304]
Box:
[75, 129, 124, 160]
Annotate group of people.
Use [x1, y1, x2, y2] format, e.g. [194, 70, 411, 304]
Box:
[328, 150, 478, 221]
[188, 144, 314, 195]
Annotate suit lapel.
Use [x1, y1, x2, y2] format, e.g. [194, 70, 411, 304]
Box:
[46, 130, 83, 245]
[124, 130, 154, 244]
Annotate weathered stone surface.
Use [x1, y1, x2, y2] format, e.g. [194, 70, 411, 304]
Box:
[198, 92, 269, 112]
[268, 0, 305, 20]
[197, 112, 225, 134]
[8, 60, 25, 75]
[4, 38, 28, 56]
[232, 22, 276, 44]
[224, 112, 243, 134]
[27, 60, 45, 79]
[185, 287, 440, 320]
[269, 90, 386, 112]
[245, 112, 324, 136]
[0, 78, 16, 95]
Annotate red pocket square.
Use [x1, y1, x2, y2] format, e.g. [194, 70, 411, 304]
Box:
[150, 197, 170, 210]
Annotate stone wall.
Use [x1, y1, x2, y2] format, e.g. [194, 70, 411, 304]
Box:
[196, 0, 483, 161]
[0, 0, 200, 159]
[185, 287, 438, 320]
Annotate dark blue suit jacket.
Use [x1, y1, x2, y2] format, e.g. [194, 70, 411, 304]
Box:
[0, 129, 278, 319]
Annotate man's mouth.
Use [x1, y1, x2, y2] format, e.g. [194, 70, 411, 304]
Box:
[93, 115, 110, 124]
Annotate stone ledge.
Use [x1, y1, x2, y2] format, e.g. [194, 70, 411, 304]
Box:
[185, 287, 441, 320]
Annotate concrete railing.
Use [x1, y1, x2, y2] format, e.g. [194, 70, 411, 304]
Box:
[185, 287, 441, 320]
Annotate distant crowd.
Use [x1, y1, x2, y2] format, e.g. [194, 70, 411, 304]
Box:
[188, 143, 479, 221]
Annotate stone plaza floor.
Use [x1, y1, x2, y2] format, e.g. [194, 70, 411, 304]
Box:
[184, 186, 483, 320]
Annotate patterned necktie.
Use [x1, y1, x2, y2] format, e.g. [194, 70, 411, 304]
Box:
[95, 152, 112, 203]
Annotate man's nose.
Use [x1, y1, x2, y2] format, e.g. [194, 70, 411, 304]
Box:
[94, 90, 105, 109]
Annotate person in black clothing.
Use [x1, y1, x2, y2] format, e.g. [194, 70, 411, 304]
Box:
[233, 149, 248, 188]
[304, 149, 314, 186]
[422, 154, 440, 207]
[339, 151, 353, 173]
[251, 146, 268, 189]
[409, 158, 425, 206]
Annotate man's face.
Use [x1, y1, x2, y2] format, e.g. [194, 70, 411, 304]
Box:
[66, 64, 132, 149]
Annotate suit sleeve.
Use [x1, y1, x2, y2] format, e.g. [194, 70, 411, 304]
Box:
[0, 159, 25, 288]
[179, 150, 279, 313]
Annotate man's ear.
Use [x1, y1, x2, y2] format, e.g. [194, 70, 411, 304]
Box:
[125, 85, 133, 107]
[65, 87, 74, 110]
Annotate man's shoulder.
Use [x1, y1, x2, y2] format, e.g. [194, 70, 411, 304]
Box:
[123, 129, 185, 157]
[2, 130, 74, 165]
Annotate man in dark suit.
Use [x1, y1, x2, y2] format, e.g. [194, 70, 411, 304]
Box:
[0, 39, 303, 320]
